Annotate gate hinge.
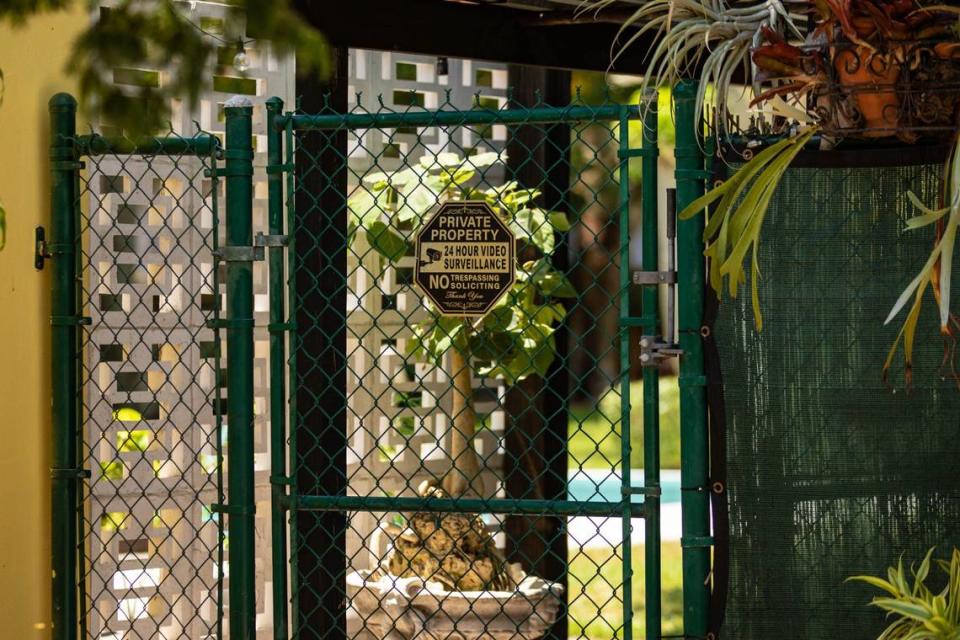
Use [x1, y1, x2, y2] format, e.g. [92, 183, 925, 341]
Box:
[640, 335, 683, 367]
[214, 245, 264, 262]
[50, 160, 85, 171]
[266, 163, 295, 175]
[633, 270, 676, 285]
[255, 232, 290, 247]
[209, 503, 257, 516]
[35, 227, 50, 270]
[681, 535, 715, 548]
[618, 148, 658, 160]
[35, 227, 77, 270]
[268, 321, 296, 333]
[205, 318, 255, 330]
[622, 485, 662, 498]
[50, 467, 92, 480]
[50, 315, 92, 326]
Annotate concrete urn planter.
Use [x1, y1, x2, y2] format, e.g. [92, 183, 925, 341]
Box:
[346, 568, 563, 640]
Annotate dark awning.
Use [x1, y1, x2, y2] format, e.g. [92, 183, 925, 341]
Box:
[292, 0, 653, 74]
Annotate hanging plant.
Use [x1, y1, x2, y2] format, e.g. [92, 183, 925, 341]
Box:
[583, 0, 960, 385]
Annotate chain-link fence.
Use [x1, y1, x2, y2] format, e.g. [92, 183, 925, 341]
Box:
[51, 90, 693, 640]
[71, 128, 226, 638]
[278, 94, 652, 640]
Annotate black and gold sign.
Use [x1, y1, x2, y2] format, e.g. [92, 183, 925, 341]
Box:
[414, 201, 515, 317]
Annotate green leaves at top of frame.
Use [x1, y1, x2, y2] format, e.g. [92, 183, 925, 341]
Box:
[679, 127, 818, 331]
[67, 0, 329, 135]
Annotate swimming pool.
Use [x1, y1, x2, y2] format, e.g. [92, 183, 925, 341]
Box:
[567, 469, 682, 504]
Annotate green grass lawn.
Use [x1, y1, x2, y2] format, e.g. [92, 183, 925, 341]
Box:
[568, 541, 684, 639]
[568, 377, 681, 470]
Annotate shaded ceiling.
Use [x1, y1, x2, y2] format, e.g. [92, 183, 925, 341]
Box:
[293, 0, 652, 74]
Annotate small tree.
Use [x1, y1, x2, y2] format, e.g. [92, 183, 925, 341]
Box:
[348, 151, 574, 590]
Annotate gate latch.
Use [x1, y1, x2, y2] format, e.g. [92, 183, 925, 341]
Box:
[214, 233, 290, 262]
[639, 335, 683, 367]
[35, 226, 51, 270]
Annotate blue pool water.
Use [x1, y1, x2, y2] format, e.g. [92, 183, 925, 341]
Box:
[567, 469, 682, 504]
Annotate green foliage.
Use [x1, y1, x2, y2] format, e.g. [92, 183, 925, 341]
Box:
[848, 548, 960, 640]
[348, 152, 574, 384]
[2, 0, 330, 134]
[679, 127, 818, 330]
[882, 134, 960, 386]
[0, 0, 71, 24]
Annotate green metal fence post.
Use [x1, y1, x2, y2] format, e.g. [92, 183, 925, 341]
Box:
[617, 105, 635, 640]
[224, 95, 256, 640]
[674, 80, 711, 638]
[265, 95, 289, 640]
[640, 89, 662, 640]
[49, 91, 79, 640]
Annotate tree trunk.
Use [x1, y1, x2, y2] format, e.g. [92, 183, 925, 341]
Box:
[442, 342, 484, 497]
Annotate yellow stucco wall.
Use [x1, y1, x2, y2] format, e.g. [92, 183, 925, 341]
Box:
[0, 7, 86, 638]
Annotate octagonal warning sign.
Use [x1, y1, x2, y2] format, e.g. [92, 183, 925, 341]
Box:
[414, 201, 515, 317]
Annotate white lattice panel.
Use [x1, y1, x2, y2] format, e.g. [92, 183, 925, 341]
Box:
[81, 11, 512, 636]
[84, 2, 292, 638]
[343, 52, 512, 577]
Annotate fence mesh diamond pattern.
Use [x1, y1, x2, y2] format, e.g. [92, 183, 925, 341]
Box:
[76, 136, 225, 639]
[283, 96, 642, 640]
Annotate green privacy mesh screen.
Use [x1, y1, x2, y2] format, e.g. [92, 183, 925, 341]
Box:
[714, 150, 960, 639]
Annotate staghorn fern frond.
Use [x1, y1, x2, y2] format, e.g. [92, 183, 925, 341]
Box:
[679, 126, 818, 329]
[883, 134, 960, 387]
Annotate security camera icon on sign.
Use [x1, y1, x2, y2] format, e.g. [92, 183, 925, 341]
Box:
[419, 247, 442, 269]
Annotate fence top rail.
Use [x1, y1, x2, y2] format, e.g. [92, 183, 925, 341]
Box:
[75, 133, 220, 158]
[277, 103, 641, 132]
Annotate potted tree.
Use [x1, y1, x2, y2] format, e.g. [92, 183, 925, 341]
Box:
[344, 151, 568, 639]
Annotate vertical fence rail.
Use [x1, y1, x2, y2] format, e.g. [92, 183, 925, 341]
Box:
[674, 81, 711, 637]
[265, 96, 290, 640]
[282, 115, 301, 638]
[224, 96, 256, 640]
[617, 107, 635, 640]
[49, 92, 80, 640]
[640, 90, 662, 640]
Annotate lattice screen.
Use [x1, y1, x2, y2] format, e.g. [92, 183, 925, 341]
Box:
[343, 52, 512, 581]
[81, 6, 511, 637]
[83, 2, 292, 637]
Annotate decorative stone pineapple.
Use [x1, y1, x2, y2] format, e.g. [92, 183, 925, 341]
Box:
[385, 480, 516, 592]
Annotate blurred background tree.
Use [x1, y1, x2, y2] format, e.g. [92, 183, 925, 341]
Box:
[1, 0, 329, 133]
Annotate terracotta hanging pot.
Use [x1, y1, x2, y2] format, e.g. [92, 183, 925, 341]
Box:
[833, 44, 903, 136]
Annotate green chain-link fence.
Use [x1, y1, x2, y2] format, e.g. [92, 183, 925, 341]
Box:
[273, 93, 674, 640]
[49, 88, 718, 640]
[49, 94, 227, 639]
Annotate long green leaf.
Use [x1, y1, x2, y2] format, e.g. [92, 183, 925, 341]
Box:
[850, 574, 904, 598]
[872, 598, 934, 622]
